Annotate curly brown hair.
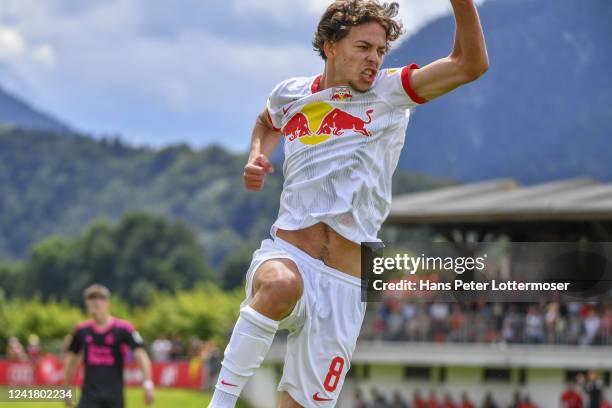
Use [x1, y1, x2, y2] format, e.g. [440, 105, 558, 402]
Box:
[313, 0, 404, 60]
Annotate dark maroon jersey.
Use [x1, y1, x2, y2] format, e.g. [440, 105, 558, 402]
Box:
[68, 317, 144, 398]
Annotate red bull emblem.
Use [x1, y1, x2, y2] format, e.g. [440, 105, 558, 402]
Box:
[282, 101, 373, 145]
[331, 86, 352, 101]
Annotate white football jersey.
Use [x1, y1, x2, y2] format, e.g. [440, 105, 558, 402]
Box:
[266, 64, 427, 244]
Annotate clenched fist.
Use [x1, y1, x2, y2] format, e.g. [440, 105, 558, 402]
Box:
[244, 154, 274, 191]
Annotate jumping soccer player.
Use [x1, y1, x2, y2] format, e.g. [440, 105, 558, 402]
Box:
[63, 284, 155, 408]
[210, 1, 488, 407]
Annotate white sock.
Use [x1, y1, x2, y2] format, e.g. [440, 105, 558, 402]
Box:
[208, 305, 279, 408]
[209, 389, 238, 408]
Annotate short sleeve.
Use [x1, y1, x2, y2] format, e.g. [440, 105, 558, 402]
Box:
[265, 80, 289, 132]
[376, 64, 428, 109]
[265, 77, 312, 132]
[67, 328, 83, 354]
[124, 327, 145, 350]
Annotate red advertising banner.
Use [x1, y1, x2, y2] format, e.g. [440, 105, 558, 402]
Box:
[0, 355, 205, 389]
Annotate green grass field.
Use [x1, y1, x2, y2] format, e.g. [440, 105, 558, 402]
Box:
[0, 387, 250, 408]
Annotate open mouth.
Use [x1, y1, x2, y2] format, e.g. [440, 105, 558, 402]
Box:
[361, 68, 377, 82]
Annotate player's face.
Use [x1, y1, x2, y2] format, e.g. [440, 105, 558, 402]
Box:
[328, 21, 388, 92]
[85, 294, 110, 319]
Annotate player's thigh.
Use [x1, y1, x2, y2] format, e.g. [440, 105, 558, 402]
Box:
[279, 391, 304, 408]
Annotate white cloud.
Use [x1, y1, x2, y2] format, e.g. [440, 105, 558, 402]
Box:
[0, 27, 25, 58]
[396, 0, 488, 43]
[31, 44, 57, 67]
[0, 26, 57, 70]
[232, 0, 330, 24]
[232, 0, 488, 42]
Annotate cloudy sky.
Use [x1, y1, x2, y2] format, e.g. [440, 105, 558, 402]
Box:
[0, 0, 485, 150]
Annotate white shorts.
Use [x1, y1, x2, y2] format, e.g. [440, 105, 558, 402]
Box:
[242, 236, 367, 407]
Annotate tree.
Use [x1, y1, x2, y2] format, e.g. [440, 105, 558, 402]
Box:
[220, 245, 256, 291]
[14, 212, 213, 305]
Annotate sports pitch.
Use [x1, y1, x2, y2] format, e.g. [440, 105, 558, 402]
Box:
[0, 387, 250, 408]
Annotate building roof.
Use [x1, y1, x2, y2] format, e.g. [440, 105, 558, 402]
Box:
[388, 177, 612, 225]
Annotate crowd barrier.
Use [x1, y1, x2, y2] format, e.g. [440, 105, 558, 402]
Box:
[0, 354, 205, 389]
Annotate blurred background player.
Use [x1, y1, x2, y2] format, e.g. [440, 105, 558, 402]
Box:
[211, 0, 488, 407]
[63, 284, 155, 408]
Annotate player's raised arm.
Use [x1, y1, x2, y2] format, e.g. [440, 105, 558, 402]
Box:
[410, 0, 489, 102]
[243, 109, 280, 191]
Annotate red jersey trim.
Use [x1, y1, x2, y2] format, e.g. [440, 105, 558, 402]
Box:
[311, 75, 323, 94]
[266, 109, 281, 132]
[401, 64, 428, 104]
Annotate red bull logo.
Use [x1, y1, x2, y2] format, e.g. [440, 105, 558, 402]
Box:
[282, 101, 373, 145]
[331, 86, 352, 101]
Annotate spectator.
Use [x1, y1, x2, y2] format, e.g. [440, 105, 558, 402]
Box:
[567, 314, 583, 345]
[578, 371, 603, 408]
[430, 303, 450, 341]
[603, 389, 612, 408]
[413, 390, 427, 408]
[567, 302, 582, 316]
[7, 336, 28, 362]
[354, 389, 369, 408]
[448, 304, 466, 342]
[386, 308, 404, 341]
[373, 315, 386, 341]
[428, 390, 440, 408]
[401, 302, 418, 322]
[482, 392, 499, 408]
[202, 340, 222, 391]
[364, 300, 611, 345]
[581, 310, 601, 345]
[502, 305, 521, 344]
[524, 305, 545, 344]
[26, 334, 40, 362]
[599, 305, 612, 345]
[151, 335, 172, 362]
[170, 334, 183, 360]
[390, 390, 408, 408]
[560, 380, 583, 408]
[508, 391, 521, 408]
[371, 388, 389, 408]
[517, 394, 536, 408]
[545, 302, 560, 343]
[459, 392, 474, 408]
[441, 392, 457, 408]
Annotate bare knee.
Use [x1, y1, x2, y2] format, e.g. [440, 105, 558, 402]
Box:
[251, 259, 303, 320]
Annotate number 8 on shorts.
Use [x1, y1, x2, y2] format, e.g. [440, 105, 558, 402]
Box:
[323, 357, 345, 392]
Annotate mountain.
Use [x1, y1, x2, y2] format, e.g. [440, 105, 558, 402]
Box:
[0, 85, 69, 132]
[387, 0, 612, 183]
[0, 127, 452, 262]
